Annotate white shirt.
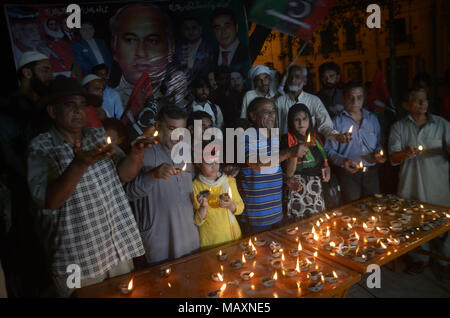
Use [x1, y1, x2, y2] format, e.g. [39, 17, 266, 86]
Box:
[275, 91, 338, 138]
[388, 114, 450, 206]
[218, 39, 239, 66]
[240, 90, 276, 119]
[191, 100, 224, 129]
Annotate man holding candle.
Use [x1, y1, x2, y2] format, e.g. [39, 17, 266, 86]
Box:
[124, 106, 200, 265]
[324, 82, 385, 203]
[27, 77, 148, 297]
[388, 86, 450, 277]
[239, 97, 309, 235]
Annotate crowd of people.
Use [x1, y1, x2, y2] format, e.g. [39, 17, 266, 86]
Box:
[0, 48, 449, 298]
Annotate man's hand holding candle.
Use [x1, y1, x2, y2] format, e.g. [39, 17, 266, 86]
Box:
[150, 163, 177, 180]
[343, 159, 360, 174]
[72, 141, 114, 169]
[374, 149, 387, 164]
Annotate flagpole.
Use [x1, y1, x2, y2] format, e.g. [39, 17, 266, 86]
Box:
[280, 41, 309, 87]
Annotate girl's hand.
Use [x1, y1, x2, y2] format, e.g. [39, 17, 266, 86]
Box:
[219, 199, 236, 212]
[197, 206, 207, 220]
[197, 195, 209, 208]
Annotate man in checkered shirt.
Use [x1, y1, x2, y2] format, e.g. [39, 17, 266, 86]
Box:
[27, 77, 149, 297]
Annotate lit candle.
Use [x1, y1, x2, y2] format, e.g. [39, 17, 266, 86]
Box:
[417, 145, 423, 151]
[106, 136, 112, 144]
[119, 277, 134, 295]
[217, 250, 228, 261]
[153, 130, 159, 137]
[240, 271, 254, 281]
[160, 266, 172, 277]
[379, 149, 384, 156]
[348, 125, 354, 135]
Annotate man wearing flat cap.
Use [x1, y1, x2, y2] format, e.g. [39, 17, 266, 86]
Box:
[27, 77, 150, 297]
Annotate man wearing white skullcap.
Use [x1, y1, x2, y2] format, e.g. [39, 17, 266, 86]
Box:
[0, 51, 54, 296]
[81, 74, 108, 124]
[240, 65, 277, 120]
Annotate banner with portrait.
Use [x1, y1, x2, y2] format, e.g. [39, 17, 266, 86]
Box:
[4, 0, 251, 136]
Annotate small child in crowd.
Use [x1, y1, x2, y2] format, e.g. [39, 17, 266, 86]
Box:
[193, 144, 244, 249]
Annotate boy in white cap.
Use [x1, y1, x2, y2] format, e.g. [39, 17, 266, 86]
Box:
[240, 65, 277, 119]
[81, 74, 108, 126]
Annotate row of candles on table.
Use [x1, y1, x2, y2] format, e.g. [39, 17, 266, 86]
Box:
[119, 206, 449, 295]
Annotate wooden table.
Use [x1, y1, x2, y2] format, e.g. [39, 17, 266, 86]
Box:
[76, 233, 360, 298]
[270, 195, 450, 273]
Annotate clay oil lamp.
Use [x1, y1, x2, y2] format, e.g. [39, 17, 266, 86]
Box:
[398, 217, 410, 225]
[271, 258, 282, 269]
[366, 235, 378, 243]
[244, 242, 256, 260]
[348, 232, 360, 246]
[271, 247, 282, 258]
[270, 241, 281, 250]
[324, 241, 336, 252]
[286, 227, 298, 235]
[119, 277, 134, 295]
[308, 270, 321, 281]
[219, 186, 232, 202]
[289, 242, 302, 257]
[240, 271, 254, 281]
[240, 238, 252, 251]
[334, 211, 343, 217]
[230, 259, 243, 270]
[174, 162, 187, 174]
[261, 271, 277, 287]
[253, 236, 267, 247]
[206, 283, 227, 298]
[341, 216, 352, 223]
[211, 272, 224, 282]
[160, 266, 172, 278]
[308, 276, 324, 292]
[324, 271, 338, 284]
[362, 222, 375, 233]
[376, 227, 389, 235]
[284, 258, 299, 277]
[216, 250, 228, 261]
[375, 240, 388, 254]
[390, 225, 403, 233]
[387, 237, 400, 246]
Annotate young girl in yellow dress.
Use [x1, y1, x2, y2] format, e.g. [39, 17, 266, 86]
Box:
[193, 150, 244, 249]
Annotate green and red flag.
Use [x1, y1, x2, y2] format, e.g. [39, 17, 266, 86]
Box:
[248, 0, 336, 39]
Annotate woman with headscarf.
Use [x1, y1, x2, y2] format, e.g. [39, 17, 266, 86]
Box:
[281, 103, 331, 221]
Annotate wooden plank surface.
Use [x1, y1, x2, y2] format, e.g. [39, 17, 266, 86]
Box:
[270, 195, 450, 273]
[75, 232, 360, 298]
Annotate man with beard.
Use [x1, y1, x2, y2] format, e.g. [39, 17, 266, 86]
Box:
[110, 3, 189, 109]
[275, 65, 348, 143]
[0, 51, 53, 296]
[317, 62, 344, 118]
[240, 65, 276, 120]
[189, 76, 223, 129]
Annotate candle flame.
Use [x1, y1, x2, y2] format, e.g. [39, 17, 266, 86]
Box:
[380, 241, 387, 249]
[242, 253, 246, 264]
[371, 216, 376, 222]
[363, 222, 368, 229]
[228, 186, 232, 199]
[273, 271, 278, 280]
[297, 281, 301, 290]
[307, 133, 311, 143]
[355, 232, 360, 240]
[316, 220, 320, 228]
[281, 253, 285, 262]
[359, 161, 363, 169]
[418, 145, 423, 151]
[314, 251, 318, 258]
[298, 242, 302, 251]
[168, 282, 171, 288]
[249, 272, 255, 278]
[305, 258, 312, 265]
[106, 137, 112, 144]
[330, 241, 336, 248]
[248, 238, 252, 247]
[127, 278, 134, 290]
[182, 162, 187, 171]
[296, 258, 300, 272]
[153, 130, 159, 137]
[347, 223, 353, 229]
[352, 217, 356, 223]
[326, 228, 330, 237]
[362, 254, 366, 259]
[313, 232, 319, 241]
[220, 283, 227, 292]
[333, 271, 338, 279]
[217, 273, 223, 282]
[220, 265, 224, 272]
[348, 125, 353, 134]
[321, 275, 325, 283]
[380, 149, 384, 156]
[325, 213, 330, 220]
[219, 250, 222, 256]
[312, 226, 316, 234]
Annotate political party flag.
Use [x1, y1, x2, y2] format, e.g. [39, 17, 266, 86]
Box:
[248, 0, 336, 39]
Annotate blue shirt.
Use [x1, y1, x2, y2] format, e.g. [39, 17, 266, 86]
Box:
[102, 86, 124, 119]
[240, 131, 283, 227]
[324, 108, 382, 168]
